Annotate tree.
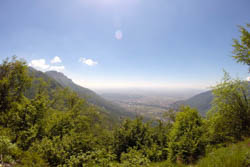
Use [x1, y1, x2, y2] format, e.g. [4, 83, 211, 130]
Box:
[207, 72, 250, 143]
[232, 24, 250, 69]
[149, 120, 171, 161]
[12, 92, 49, 150]
[0, 57, 31, 127]
[113, 117, 153, 160]
[168, 106, 205, 164]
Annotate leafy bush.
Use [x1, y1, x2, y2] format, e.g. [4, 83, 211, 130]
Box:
[168, 106, 205, 164]
[141, 144, 168, 162]
[148, 120, 171, 162]
[0, 135, 18, 165]
[16, 151, 48, 167]
[63, 149, 116, 167]
[120, 148, 150, 167]
[113, 118, 153, 160]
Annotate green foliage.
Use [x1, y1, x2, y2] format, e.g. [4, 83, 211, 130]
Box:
[0, 135, 18, 165]
[63, 149, 116, 167]
[30, 132, 98, 166]
[147, 121, 170, 162]
[232, 24, 250, 67]
[0, 57, 31, 128]
[207, 72, 250, 143]
[10, 95, 48, 150]
[113, 117, 153, 160]
[150, 161, 187, 167]
[16, 151, 48, 167]
[120, 148, 150, 167]
[0, 58, 114, 166]
[198, 138, 250, 167]
[0, 57, 49, 150]
[168, 106, 205, 164]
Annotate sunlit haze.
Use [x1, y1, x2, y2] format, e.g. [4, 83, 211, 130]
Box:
[0, 0, 249, 90]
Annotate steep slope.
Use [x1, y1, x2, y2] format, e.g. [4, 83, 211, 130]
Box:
[171, 90, 213, 116]
[45, 71, 134, 118]
[26, 67, 63, 98]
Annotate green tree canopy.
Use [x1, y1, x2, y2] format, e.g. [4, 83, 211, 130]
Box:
[207, 72, 250, 143]
[0, 57, 31, 128]
[113, 117, 153, 161]
[168, 106, 205, 164]
[232, 24, 250, 68]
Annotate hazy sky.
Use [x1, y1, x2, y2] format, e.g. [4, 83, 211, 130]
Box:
[0, 0, 249, 90]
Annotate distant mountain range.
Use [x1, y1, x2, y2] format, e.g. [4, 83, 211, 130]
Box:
[170, 90, 213, 116]
[28, 68, 134, 119]
[27, 68, 218, 118]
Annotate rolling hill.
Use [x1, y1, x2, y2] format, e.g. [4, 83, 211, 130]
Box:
[170, 90, 213, 116]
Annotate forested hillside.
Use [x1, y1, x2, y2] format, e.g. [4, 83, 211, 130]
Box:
[45, 71, 135, 118]
[170, 90, 213, 116]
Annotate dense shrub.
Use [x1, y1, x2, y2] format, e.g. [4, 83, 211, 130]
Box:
[113, 118, 153, 160]
[16, 151, 48, 167]
[120, 148, 150, 167]
[0, 135, 18, 165]
[168, 106, 205, 164]
[62, 149, 116, 167]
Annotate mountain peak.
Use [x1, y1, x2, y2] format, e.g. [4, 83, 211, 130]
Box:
[45, 71, 74, 85]
[46, 70, 68, 78]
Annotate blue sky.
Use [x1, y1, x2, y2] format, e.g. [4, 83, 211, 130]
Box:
[0, 0, 249, 90]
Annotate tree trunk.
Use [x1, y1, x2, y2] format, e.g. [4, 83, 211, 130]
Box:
[0, 154, 3, 167]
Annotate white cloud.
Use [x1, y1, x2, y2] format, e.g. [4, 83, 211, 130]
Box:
[29, 59, 65, 72]
[79, 57, 98, 66]
[51, 56, 62, 64]
[29, 59, 50, 71]
[49, 65, 65, 72]
[247, 76, 250, 81]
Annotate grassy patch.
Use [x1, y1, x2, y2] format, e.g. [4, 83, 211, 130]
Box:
[149, 138, 250, 167]
[197, 138, 250, 167]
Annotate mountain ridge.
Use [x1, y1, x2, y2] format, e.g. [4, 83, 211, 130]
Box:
[45, 70, 135, 118]
[170, 90, 213, 116]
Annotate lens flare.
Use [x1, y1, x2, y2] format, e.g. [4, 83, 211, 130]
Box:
[115, 30, 123, 40]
